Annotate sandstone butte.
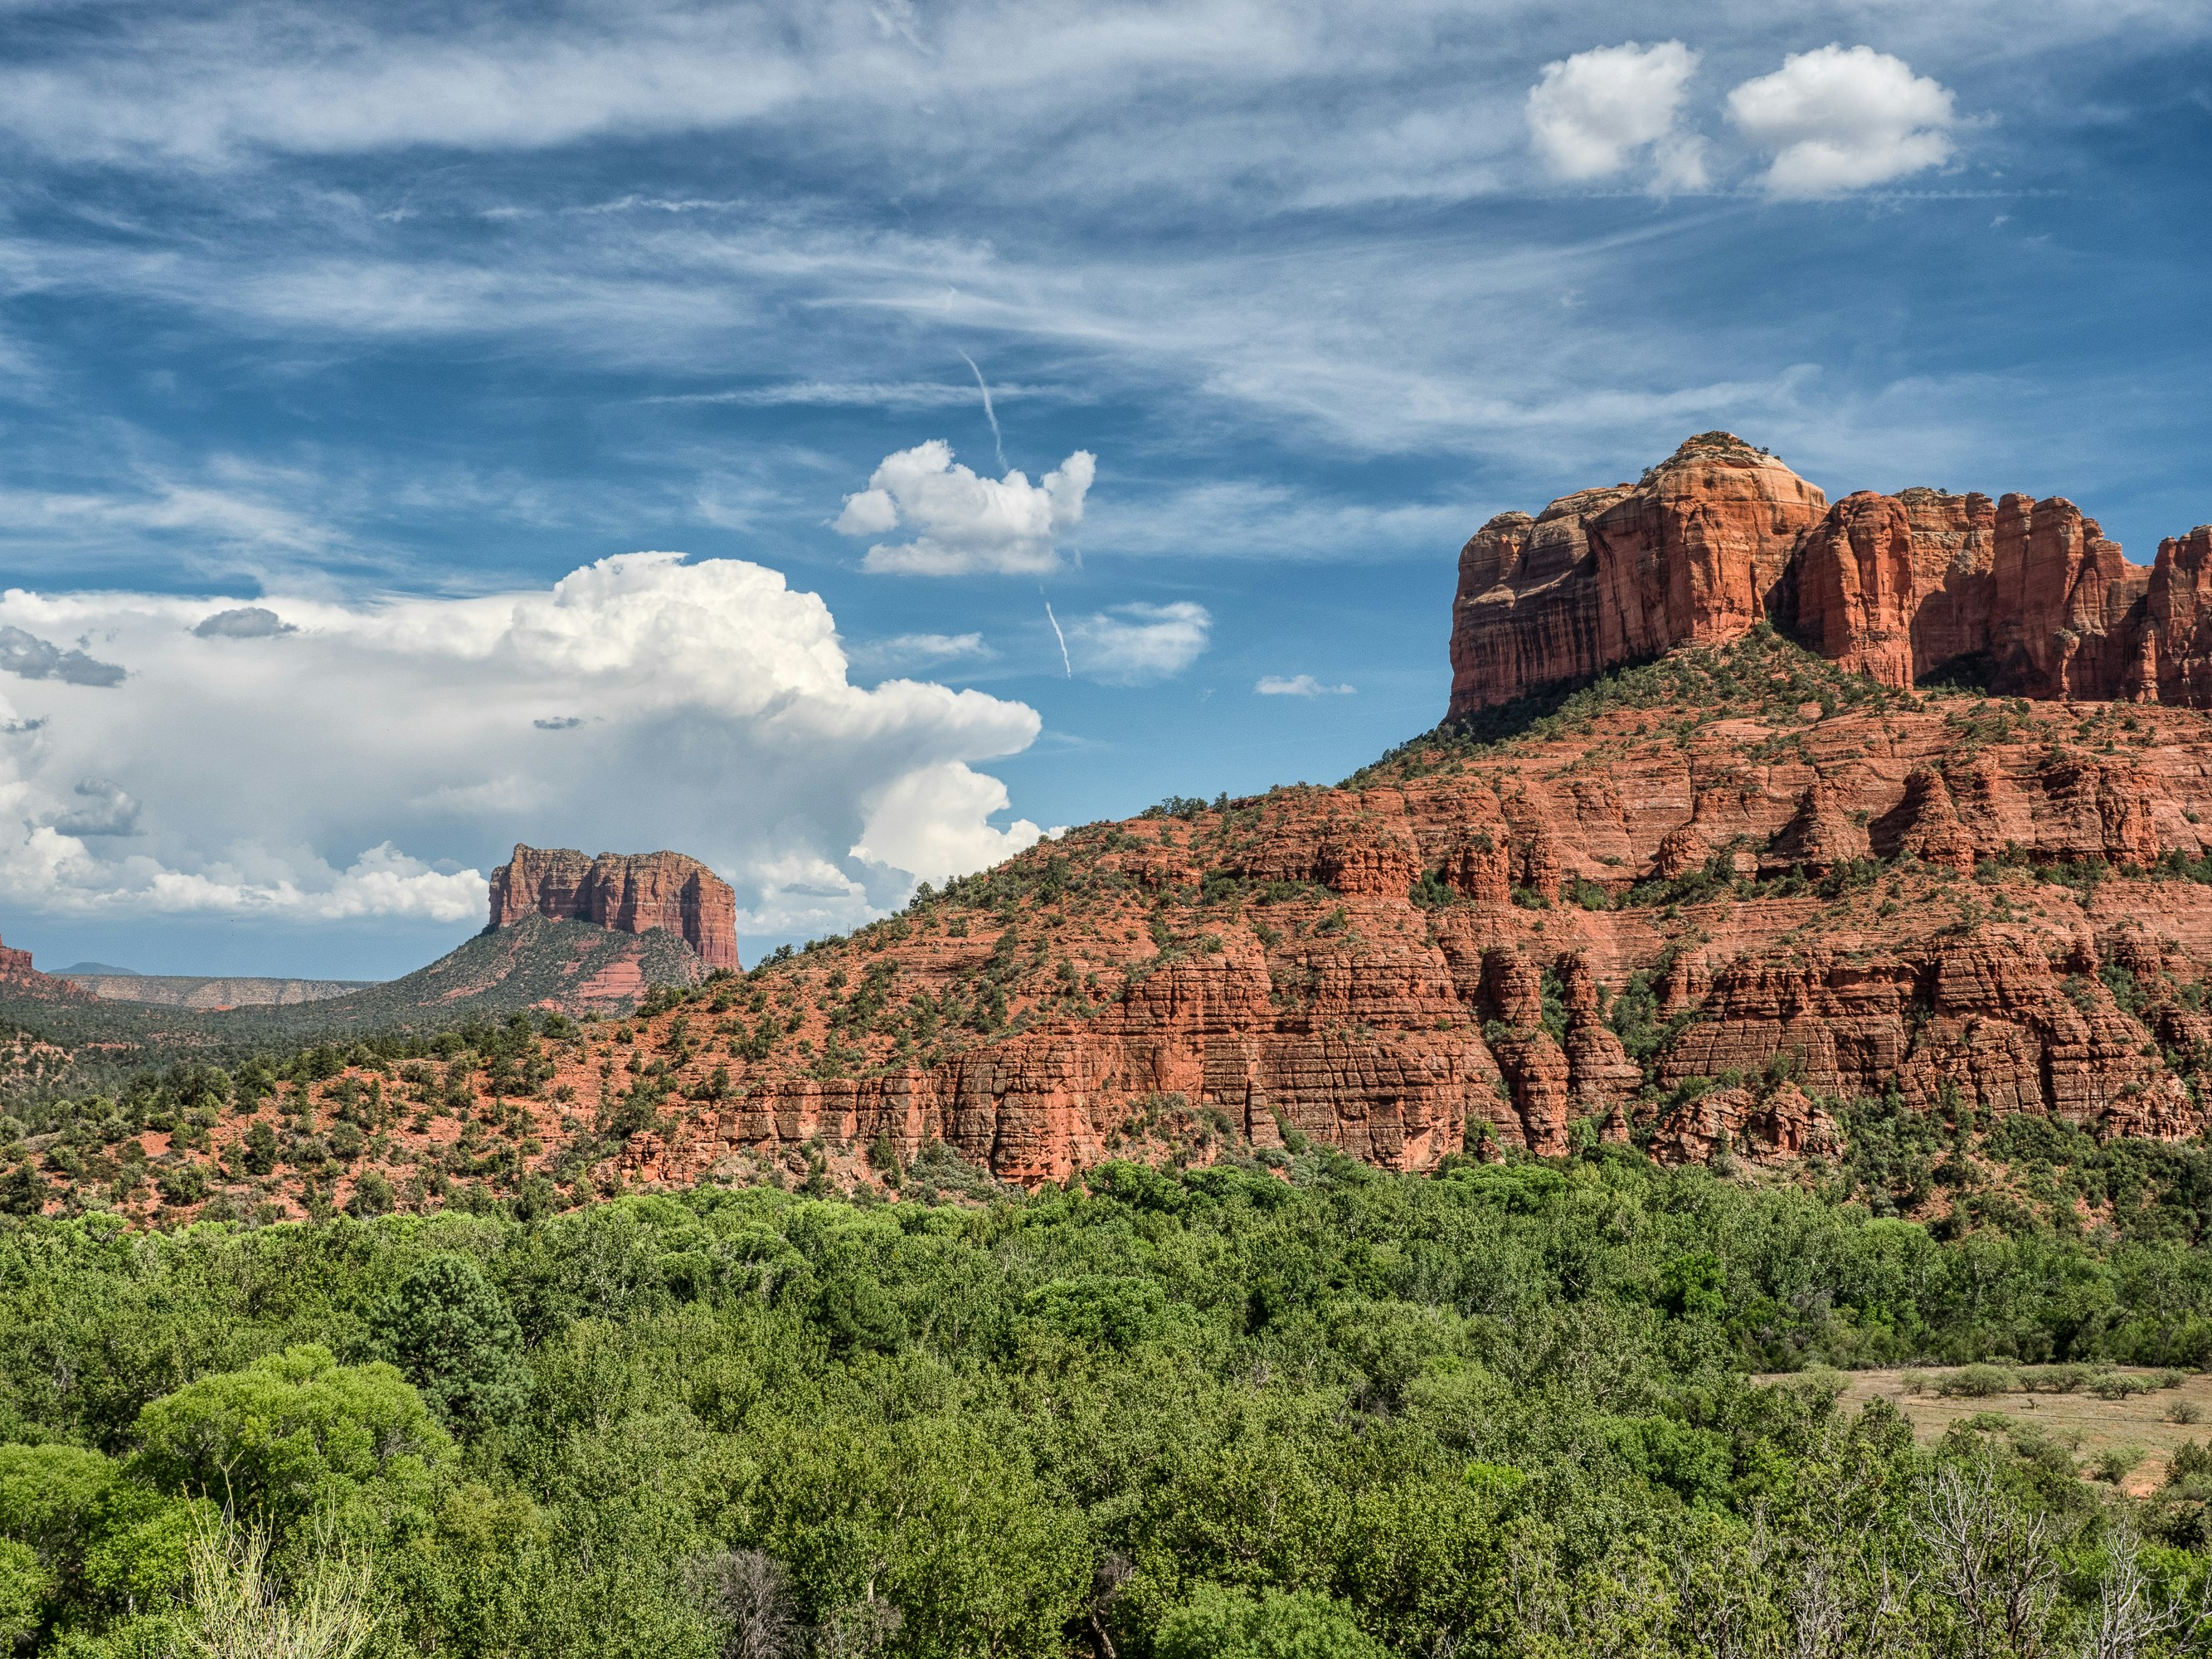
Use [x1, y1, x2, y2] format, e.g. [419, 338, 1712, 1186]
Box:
[1451, 430, 2212, 715]
[488, 843, 740, 972]
[120, 434, 2212, 1224]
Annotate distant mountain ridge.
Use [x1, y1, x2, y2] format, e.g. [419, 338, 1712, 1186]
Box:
[62, 973, 373, 1010]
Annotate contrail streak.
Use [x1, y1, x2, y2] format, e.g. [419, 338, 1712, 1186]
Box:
[958, 348, 1008, 473]
[1043, 599, 1072, 678]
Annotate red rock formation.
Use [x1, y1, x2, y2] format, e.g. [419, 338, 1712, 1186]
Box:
[489, 844, 740, 971]
[165, 468, 2212, 1227]
[1874, 770, 1977, 872]
[186, 640, 2212, 1232]
[1449, 434, 1829, 715]
[2147, 526, 2212, 706]
[1793, 492, 1919, 688]
[0, 936, 93, 1003]
[1648, 1082, 1843, 1167]
[1448, 435, 2211, 716]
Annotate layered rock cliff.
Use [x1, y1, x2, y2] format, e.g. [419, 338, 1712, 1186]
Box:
[1450, 434, 1829, 716]
[489, 844, 739, 971]
[1449, 432, 2206, 717]
[600, 654, 2212, 1190]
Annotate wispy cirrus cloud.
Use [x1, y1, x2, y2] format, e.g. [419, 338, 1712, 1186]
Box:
[1067, 602, 1211, 684]
[652, 379, 1064, 409]
[848, 631, 994, 671]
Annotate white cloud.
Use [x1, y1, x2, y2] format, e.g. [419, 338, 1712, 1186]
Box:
[0, 475, 336, 557]
[0, 552, 1044, 937]
[1526, 41, 1704, 191]
[851, 761, 1042, 884]
[1067, 601, 1211, 684]
[848, 631, 993, 670]
[1256, 674, 1353, 696]
[838, 440, 1096, 576]
[1726, 45, 1957, 198]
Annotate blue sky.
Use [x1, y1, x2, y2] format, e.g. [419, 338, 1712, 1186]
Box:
[0, 0, 2205, 978]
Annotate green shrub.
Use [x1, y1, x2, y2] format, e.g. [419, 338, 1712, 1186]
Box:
[1939, 1364, 2016, 1399]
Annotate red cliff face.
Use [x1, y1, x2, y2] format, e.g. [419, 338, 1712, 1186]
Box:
[575, 678, 2212, 1194]
[1449, 434, 1829, 714]
[489, 844, 740, 971]
[2146, 526, 2212, 707]
[1448, 434, 2204, 717]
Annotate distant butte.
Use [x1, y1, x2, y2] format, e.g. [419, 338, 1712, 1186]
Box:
[488, 844, 740, 971]
[1448, 430, 2212, 718]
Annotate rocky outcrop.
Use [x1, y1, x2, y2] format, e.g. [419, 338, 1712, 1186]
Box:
[163, 473, 2212, 1228]
[489, 844, 739, 971]
[0, 935, 90, 1002]
[1450, 434, 1829, 714]
[1447, 435, 2208, 717]
[1648, 1082, 1844, 1167]
[2147, 526, 2212, 706]
[591, 684, 2212, 1189]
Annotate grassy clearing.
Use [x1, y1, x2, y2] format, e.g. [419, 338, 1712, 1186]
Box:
[1788, 1365, 2212, 1496]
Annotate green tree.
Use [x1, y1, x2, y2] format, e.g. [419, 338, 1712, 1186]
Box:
[346, 1171, 396, 1219]
[0, 1442, 204, 1637]
[130, 1346, 449, 1526]
[1154, 1587, 1388, 1659]
[371, 1253, 528, 1431]
[0, 1539, 52, 1648]
[0, 1162, 45, 1216]
[241, 1121, 279, 1177]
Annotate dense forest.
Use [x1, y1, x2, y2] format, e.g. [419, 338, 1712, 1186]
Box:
[9, 1146, 2212, 1659]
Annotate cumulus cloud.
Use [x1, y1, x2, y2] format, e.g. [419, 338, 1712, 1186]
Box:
[837, 440, 1096, 576]
[0, 552, 1046, 937]
[1726, 46, 1957, 198]
[193, 605, 296, 638]
[850, 761, 1044, 884]
[1256, 674, 1353, 696]
[0, 625, 127, 687]
[1526, 41, 1705, 192]
[1067, 601, 1211, 684]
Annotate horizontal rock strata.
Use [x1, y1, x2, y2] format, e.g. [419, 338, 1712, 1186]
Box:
[489, 844, 739, 971]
